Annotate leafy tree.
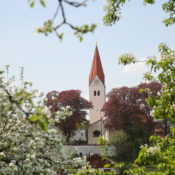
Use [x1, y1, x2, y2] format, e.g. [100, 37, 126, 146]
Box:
[117, 43, 175, 174]
[135, 129, 175, 174]
[27, 0, 175, 41]
[102, 86, 145, 132]
[102, 0, 175, 173]
[45, 89, 92, 143]
[102, 82, 161, 136]
[110, 128, 149, 161]
[0, 69, 87, 174]
[119, 44, 175, 136]
[103, 0, 175, 27]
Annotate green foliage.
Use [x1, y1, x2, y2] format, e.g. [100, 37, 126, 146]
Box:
[119, 43, 175, 136]
[162, 0, 175, 26]
[28, 0, 97, 41]
[76, 169, 116, 175]
[74, 24, 97, 42]
[103, 0, 126, 26]
[28, 0, 46, 8]
[40, 0, 46, 7]
[28, 0, 175, 40]
[118, 43, 175, 174]
[110, 130, 128, 145]
[143, 72, 155, 81]
[135, 144, 162, 165]
[126, 166, 146, 175]
[36, 20, 53, 36]
[143, 0, 155, 5]
[109, 130, 130, 161]
[98, 136, 109, 145]
[98, 136, 111, 158]
[109, 128, 148, 161]
[128, 126, 149, 161]
[134, 129, 175, 174]
[0, 67, 88, 174]
[118, 53, 136, 65]
[103, 0, 175, 27]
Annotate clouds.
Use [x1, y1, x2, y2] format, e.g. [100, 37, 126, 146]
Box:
[122, 59, 148, 75]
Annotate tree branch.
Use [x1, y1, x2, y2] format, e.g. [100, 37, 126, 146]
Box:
[0, 86, 32, 118]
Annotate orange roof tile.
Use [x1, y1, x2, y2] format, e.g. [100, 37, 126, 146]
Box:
[89, 46, 105, 85]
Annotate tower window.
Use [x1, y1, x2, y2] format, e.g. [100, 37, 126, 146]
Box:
[94, 91, 96, 96]
[98, 90, 100, 96]
[93, 130, 101, 137]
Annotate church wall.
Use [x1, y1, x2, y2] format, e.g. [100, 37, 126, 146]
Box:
[102, 127, 110, 141]
[88, 120, 102, 144]
[89, 76, 105, 124]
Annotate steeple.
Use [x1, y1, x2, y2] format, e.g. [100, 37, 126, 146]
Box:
[88, 45, 107, 144]
[89, 46, 105, 85]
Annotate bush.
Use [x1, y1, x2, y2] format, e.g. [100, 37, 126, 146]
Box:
[128, 126, 149, 160]
[87, 154, 112, 168]
[109, 127, 149, 161]
[110, 130, 128, 145]
[109, 130, 131, 161]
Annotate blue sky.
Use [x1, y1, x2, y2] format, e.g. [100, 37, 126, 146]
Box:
[0, 0, 175, 98]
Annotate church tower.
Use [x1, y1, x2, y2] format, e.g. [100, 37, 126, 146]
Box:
[89, 45, 105, 124]
[88, 45, 106, 144]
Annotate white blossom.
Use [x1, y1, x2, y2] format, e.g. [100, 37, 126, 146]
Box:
[0, 152, 5, 157]
[147, 146, 160, 155]
[9, 163, 14, 167]
[150, 109, 155, 117]
[0, 70, 87, 174]
[41, 107, 51, 116]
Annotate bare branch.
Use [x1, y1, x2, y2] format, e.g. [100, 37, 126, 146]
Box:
[59, 0, 66, 23]
[52, 3, 60, 22]
[53, 21, 64, 30]
[64, 0, 88, 7]
[36, 0, 96, 40]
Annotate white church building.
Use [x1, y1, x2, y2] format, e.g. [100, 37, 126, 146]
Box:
[69, 45, 110, 144]
[88, 45, 109, 144]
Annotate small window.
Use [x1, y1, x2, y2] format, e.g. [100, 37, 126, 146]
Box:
[94, 91, 96, 96]
[93, 130, 101, 137]
[98, 90, 100, 96]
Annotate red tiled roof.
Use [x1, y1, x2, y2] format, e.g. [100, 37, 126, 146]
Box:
[89, 46, 104, 85]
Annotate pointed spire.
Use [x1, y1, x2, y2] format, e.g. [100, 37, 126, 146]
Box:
[89, 45, 105, 85]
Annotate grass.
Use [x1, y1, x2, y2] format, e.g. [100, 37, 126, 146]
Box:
[68, 169, 78, 174]
[67, 162, 165, 174]
[145, 165, 164, 175]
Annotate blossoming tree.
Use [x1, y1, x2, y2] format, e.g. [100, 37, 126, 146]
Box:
[0, 69, 87, 174]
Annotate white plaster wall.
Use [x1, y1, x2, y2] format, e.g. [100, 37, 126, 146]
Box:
[103, 128, 109, 141]
[88, 120, 102, 144]
[89, 76, 105, 124]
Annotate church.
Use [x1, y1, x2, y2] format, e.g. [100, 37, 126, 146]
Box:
[88, 45, 109, 144]
[71, 45, 163, 145]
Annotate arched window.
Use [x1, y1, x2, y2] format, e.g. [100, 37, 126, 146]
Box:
[93, 130, 101, 137]
[98, 90, 100, 96]
[94, 91, 96, 96]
